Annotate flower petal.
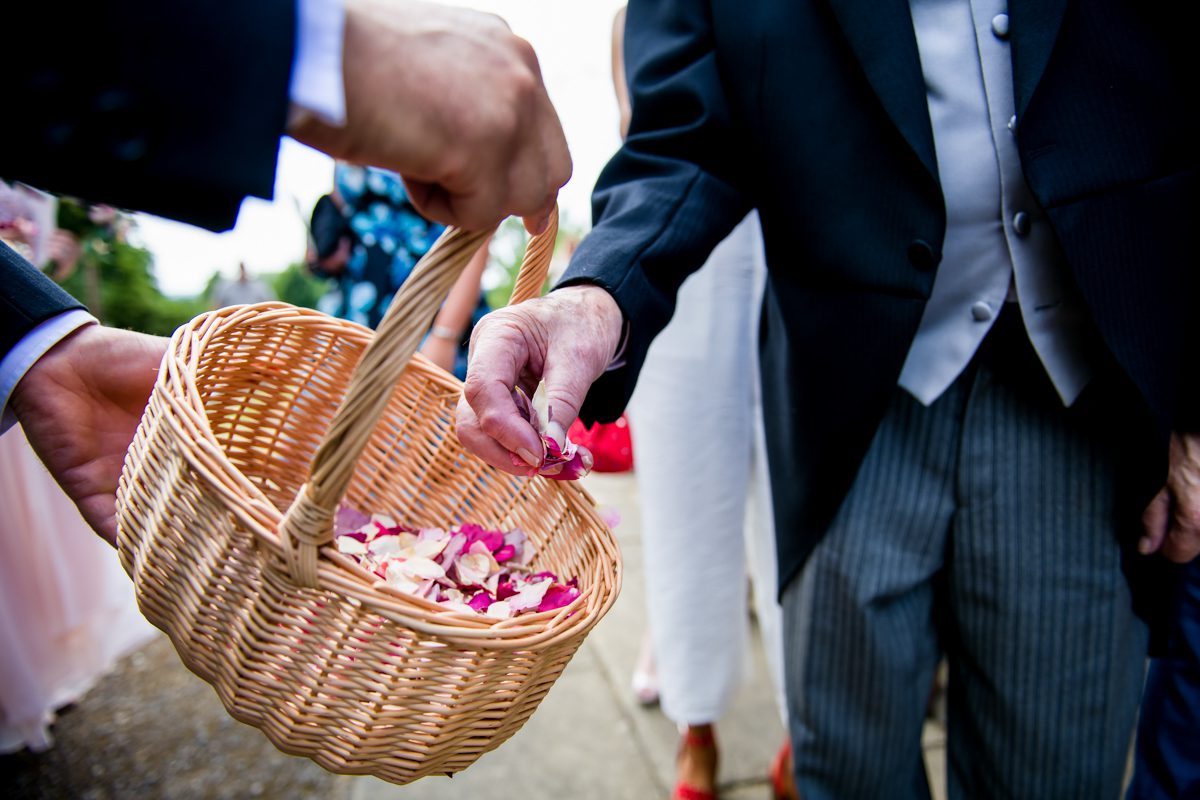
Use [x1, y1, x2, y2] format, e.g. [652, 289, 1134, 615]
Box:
[402, 557, 446, 580]
[508, 578, 553, 612]
[335, 505, 371, 535]
[485, 600, 513, 619]
[336, 535, 368, 555]
[538, 583, 581, 612]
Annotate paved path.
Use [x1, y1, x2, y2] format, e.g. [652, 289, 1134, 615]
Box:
[3, 471, 949, 799]
[352, 472, 948, 800]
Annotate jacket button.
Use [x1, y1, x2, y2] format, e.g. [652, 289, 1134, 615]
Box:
[1013, 211, 1031, 236]
[907, 239, 938, 271]
[992, 13, 1010, 39]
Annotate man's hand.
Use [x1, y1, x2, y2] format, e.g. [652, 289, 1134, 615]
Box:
[288, 0, 571, 235]
[1139, 432, 1200, 563]
[10, 324, 168, 545]
[456, 285, 623, 475]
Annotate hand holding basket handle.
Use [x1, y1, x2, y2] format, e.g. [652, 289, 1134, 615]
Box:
[289, 0, 571, 236]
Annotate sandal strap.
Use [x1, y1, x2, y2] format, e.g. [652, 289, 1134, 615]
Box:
[672, 782, 717, 800]
[681, 726, 716, 749]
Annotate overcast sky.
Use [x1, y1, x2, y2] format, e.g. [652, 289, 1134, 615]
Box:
[138, 0, 627, 297]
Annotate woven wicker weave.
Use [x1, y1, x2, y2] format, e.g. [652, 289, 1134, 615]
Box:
[115, 211, 622, 784]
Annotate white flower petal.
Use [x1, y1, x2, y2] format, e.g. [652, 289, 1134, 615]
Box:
[485, 601, 513, 619]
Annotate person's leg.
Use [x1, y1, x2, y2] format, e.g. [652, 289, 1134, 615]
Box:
[629, 214, 763, 797]
[1127, 559, 1200, 800]
[945, 329, 1149, 799]
[783, 385, 962, 800]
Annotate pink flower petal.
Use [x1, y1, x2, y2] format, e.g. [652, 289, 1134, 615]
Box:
[599, 506, 622, 530]
[335, 505, 371, 535]
[439, 532, 467, 566]
[493, 544, 516, 562]
[371, 513, 400, 530]
[538, 583, 581, 612]
[507, 382, 593, 480]
[503, 529, 531, 566]
[508, 578, 553, 612]
[467, 591, 493, 612]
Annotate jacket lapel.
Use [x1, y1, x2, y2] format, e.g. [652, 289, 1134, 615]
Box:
[825, 0, 939, 182]
[1008, 0, 1070, 118]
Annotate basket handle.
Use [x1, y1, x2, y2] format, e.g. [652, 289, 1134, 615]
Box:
[279, 207, 559, 586]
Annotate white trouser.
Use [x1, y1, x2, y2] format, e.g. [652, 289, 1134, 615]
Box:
[628, 212, 786, 726]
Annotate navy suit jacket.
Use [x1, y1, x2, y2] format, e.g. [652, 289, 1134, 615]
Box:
[0, 0, 295, 361]
[563, 0, 1199, 593]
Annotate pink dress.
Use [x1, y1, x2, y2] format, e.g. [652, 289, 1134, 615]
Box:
[0, 426, 155, 752]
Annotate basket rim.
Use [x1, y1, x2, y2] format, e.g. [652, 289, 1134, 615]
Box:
[118, 302, 622, 650]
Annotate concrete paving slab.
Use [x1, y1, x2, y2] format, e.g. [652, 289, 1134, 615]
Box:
[580, 473, 788, 793]
[721, 782, 777, 800]
[349, 644, 660, 800]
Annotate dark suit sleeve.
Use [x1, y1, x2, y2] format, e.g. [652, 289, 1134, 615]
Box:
[560, 0, 751, 423]
[2, 0, 297, 232]
[0, 242, 86, 359]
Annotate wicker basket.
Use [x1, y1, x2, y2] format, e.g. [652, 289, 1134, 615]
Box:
[115, 212, 622, 784]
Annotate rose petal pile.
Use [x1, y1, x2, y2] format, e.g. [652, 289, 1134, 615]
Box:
[509, 380, 593, 480]
[334, 508, 581, 619]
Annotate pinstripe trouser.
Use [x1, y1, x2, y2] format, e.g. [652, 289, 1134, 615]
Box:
[783, 314, 1150, 799]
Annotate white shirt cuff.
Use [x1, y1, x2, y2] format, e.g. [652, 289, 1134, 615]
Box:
[1, 310, 98, 435]
[289, 0, 347, 126]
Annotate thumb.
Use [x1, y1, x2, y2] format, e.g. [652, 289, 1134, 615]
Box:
[1140, 487, 1170, 555]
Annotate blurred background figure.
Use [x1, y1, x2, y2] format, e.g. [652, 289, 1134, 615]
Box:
[308, 163, 446, 329]
[210, 262, 275, 309]
[0, 184, 155, 754]
[611, 8, 791, 799]
[307, 162, 491, 379]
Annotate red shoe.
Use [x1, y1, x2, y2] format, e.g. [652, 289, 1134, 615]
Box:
[770, 739, 799, 800]
[671, 726, 717, 800]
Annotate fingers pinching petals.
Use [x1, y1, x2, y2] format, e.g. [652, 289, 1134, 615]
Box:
[457, 285, 624, 479]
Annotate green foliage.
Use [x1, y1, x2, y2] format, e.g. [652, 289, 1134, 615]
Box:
[482, 217, 585, 310]
[269, 262, 329, 310]
[54, 232, 206, 337]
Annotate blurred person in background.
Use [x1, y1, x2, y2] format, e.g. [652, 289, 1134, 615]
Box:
[0, 182, 154, 754]
[1, 0, 570, 544]
[307, 163, 490, 378]
[211, 262, 275, 309]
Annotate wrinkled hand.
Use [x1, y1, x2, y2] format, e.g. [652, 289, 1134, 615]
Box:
[10, 324, 167, 545]
[288, 0, 571, 235]
[456, 285, 623, 475]
[1139, 431, 1200, 563]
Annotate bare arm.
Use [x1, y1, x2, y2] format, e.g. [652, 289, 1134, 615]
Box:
[419, 237, 491, 372]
